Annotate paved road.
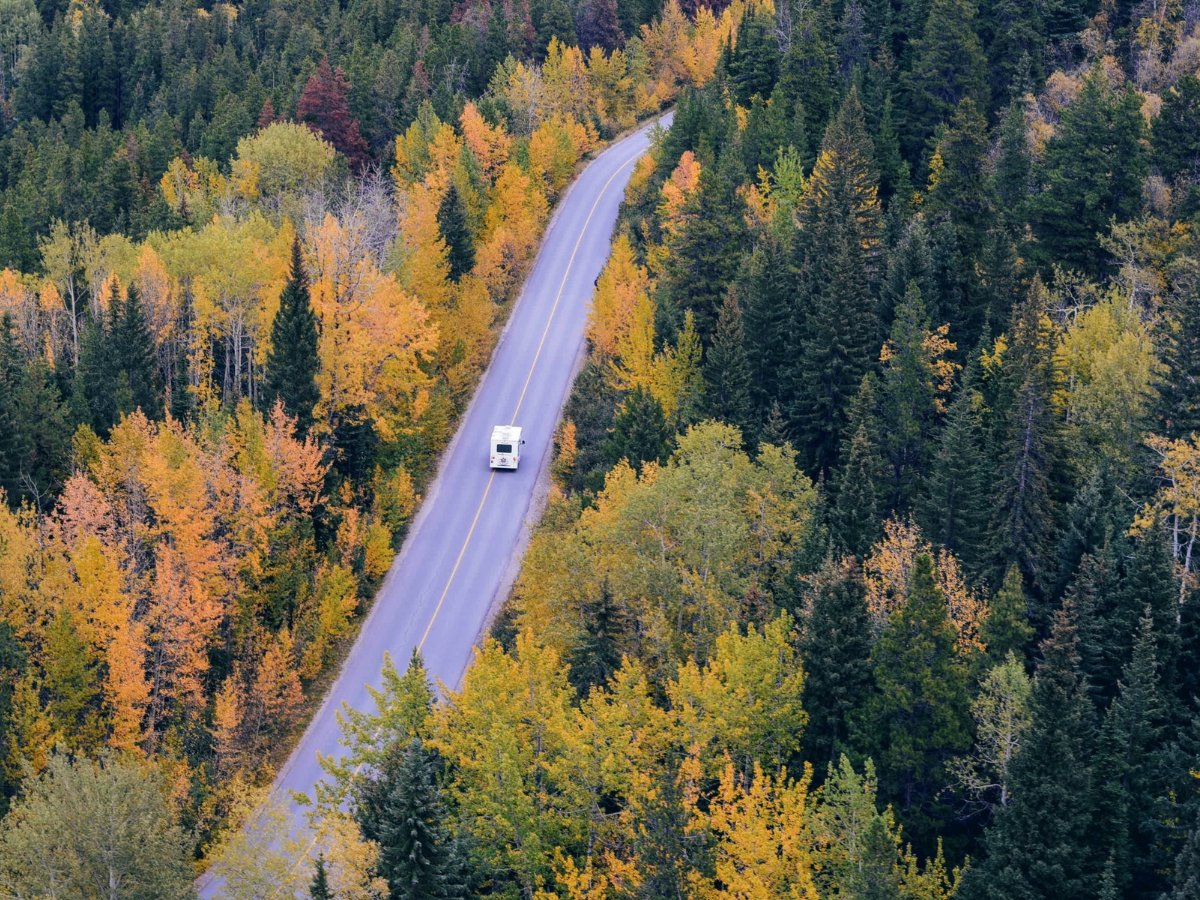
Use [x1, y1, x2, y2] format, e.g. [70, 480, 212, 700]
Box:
[199, 112, 670, 897]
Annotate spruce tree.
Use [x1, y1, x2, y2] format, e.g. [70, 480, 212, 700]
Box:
[739, 232, 794, 427]
[704, 291, 753, 437]
[990, 277, 1065, 597]
[1160, 284, 1200, 440]
[310, 855, 333, 900]
[603, 387, 671, 472]
[1151, 74, 1200, 181]
[264, 237, 320, 433]
[831, 375, 884, 558]
[983, 564, 1035, 662]
[1030, 67, 1148, 277]
[877, 281, 940, 514]
[787, 87, 882, 477]
[76, 311, 119, 436]
[567, 577, 629, 697]
[898, 0, 989, 160]
[377, 738, 466, 900]
[1094, 614, 1171, 898]
[915, 361, 991, 577]
[957, 603, 1097, 900]
[798, 556, 873, 766]
[1171, 813, 1200, 900]
[112, 284, 163, 419]
[0, 316, 21, 500]
[437, 182, 475, 282]
[994, 99, 1033, 227]
[856, 554, 973, 851]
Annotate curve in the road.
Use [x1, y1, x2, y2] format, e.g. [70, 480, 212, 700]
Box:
[199, 111, 671, 898]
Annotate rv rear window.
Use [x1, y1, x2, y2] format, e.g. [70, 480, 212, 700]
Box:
[496, 443, 513, 454]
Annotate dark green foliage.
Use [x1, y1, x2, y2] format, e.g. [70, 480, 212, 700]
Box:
[1093, 614, 1172, 899]
[561, 360, 622, 494]
[832, 376, 884, 558]
[983, 564, 1035, 662]
[1152, 74, 1200, 180]
[111, 285, 163, 419]
[855, 554, 972, 851]
[437, 182, 476, 282]
[658, 162, 748, 345]
[958, 603, 1097, 900]
[738, 232, 794, 429]
[1052, 462, 1122, 602]
[0, 622, 27, 817]
[310, 855, 333, 900]
[994, 100, 1033, 224]
[990, 278, 1065, 597]
[727, 10, 779, 104]
[798, 556, 873, 766]
[1030, 67, 1148, 277]
[603, 386, 671, 473]
[377, 739, 467, 900]
[264, 238, 321, 434]
[915, 362, 991, 576]
[1160, 273, 1200, 440]
[1172, 813, 1200, 900]
[786, 88, 882, 477]
[877, 281, 941, 513]
[703, 291, 753, 437]
[567, 578, 629, 696]
[898, 0, 989, 161]
[874, 94, 913, 208]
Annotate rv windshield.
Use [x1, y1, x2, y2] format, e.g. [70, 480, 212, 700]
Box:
[496, 443, 513, 454]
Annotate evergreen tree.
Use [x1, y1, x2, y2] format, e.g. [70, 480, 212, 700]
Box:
[43, 605, 100, 741]
[856, 554, 973, 851]
[437, 182, 475, 282]
[994, 99, 1033, 227]
[983, 564, 1035, 662]
[1052, 462, 1121, 602]
[1160, 282, 1200, 440]
[112, 284, 163, 419]
[787, 87, 882, 477]
[726, 9, 778, 103]
[877, 281, 940, 513]
[739, 232, 794, 427]
[915, 361, 991, 576]
[703, 291, 753, 437]
[957, 603, 1097, 900]
[566, 577, 629, 696]
[760, 400, 789, 448]
[898, 0, 989, 160]
[297, 57, 371, 169]
[603, 386, 671, 472]
[659, 161, 748, 345]
[831, 375, 884, 558]
[576, 0, 623, 52]
[0, 622, 27, 816]
[990, 277, 1065, 597]
[1030, 67, 1148, 277]
[1093, 614, 1171, 899]
[1172, 813, 1200, 900]
[798, 556, 873, 766]
[1151, 73, 1200, 181]
[982, 0, 1045, 99]
[75, 311, 118, 436]
[534, 0, 577, 56]
[310, 855, 333, 900]
[874, 94, 913, 208]
[377, 738, 466, 900]
[264, 237, 320, 433]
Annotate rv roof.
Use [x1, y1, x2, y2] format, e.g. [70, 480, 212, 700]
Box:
[491, 425, 522, 443]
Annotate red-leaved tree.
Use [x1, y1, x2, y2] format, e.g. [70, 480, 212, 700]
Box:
[297, 58, 371, 170]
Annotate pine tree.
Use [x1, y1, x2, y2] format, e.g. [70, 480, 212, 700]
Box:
[877, 281, 940, 514]
[982, 564, 1035, 662]
[603, 386, 671, 472]
[898, 0, 989, 160]
[1160, 284, 1200, 440]
[437, 182, 475, 283]
[566, 577, 629, 696]
[310, 855, 333, 900]
[377, 738, 465, 900]
[1030, 67, 1148, 277]
[112, 284, 163, 419]
[798, 557, 873, 766]
[957, 603, 1097, 900]
[264, 237, 320, 433]
[739, 232, 794, 427]
[704, 291, 753, 437]
[856, 554, 973, 851]
[76, 311, 118, 436]
[760, 401, 789, 448]
[874, 94, 913, 208]
[831, 375, 884, 558]
[787, 87, 882, 477]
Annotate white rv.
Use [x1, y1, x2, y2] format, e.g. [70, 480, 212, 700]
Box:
[490, 425, 524, 469]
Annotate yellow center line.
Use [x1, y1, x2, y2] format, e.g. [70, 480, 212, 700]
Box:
[232, 137, 650, 900]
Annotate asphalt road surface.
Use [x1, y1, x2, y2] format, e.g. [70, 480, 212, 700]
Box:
[198, 111, 671, 897]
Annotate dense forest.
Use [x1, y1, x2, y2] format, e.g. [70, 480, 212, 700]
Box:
[0, 0, 730, 885]
[6, 0, 1200, 896]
